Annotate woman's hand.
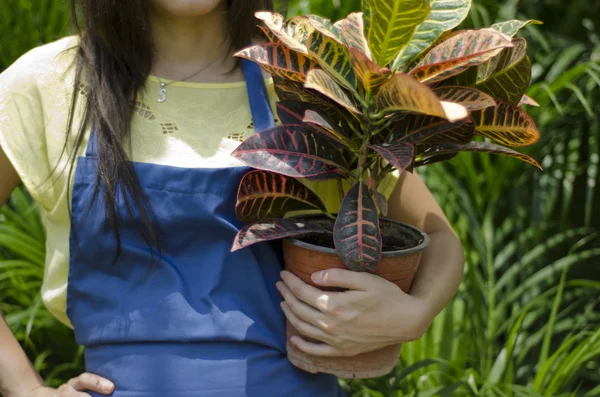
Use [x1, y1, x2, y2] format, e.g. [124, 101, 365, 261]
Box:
[277, 269, 435, 357]
[22, 374, 114, 397]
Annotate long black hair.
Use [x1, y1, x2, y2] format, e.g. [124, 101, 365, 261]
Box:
[66, 0, 273, 260]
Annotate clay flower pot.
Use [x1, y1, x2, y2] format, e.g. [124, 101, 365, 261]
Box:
[282, 218, 430, 379]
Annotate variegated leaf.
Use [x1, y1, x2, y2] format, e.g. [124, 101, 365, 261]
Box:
[471, 99, 540, 147]
[338, 13, 373, 59]
[259, 26, 279, 43]
[255, 12, 315, 54]
[369, 142, 415, 171]
[232, 219, 326, 251]
[305, 69, 360, 114]
[362, 0, 373, 35]
[410, 29, 514, 84]
[307, 15, 345, 44]
[235, 43, 317, 83]
[433, 86, 496, 111]
[417, 141, 542, 169]
[519, 94, 540, 107]
[307, 31, 357, 92]
[476, 38, 531, 104]
[303, 109, 351, 147]
[348, 48, 391, 97]
[236, 170, 327, 222]
[391, 0, 472, 71]
[420, 121, 475, 144]
[376, 73, 467, 121]
[414, 152, 458, 167]
[366, 0, 431, 67]
[373, 190, 388, 217]
[334, 182, 382, 271]
[273, 77, 340, 119]
[491, 19, 543, 37]
[231, 124, 348, 179]
[275, 101, 346, 148]
[392, 115, 470, 144]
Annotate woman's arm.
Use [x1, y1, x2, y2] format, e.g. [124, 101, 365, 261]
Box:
[0, 149, 114, 397]
[277, 171, 465, 357]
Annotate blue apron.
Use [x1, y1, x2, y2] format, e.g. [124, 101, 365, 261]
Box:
[66, 59, 346, 397]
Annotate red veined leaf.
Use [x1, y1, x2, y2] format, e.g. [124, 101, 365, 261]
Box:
[259, 26, 279, 44]
[231, 124, 349, 180]
[417, 141, 542, 169]
[519, 94, 540, 107]
[433, 86, 496, 111]
[410, 29, 514, 84]
[235, 170, 327, 222]
[307, 31, 357, 92]
[273, 77, 341, 120]
[232, 218, 326, 251]
[338, 13, 373, 59]
[307, 15, 345, 44]
[348, 48, 391, 97]
[255, 12, 314, 54]
[471, 99, 540, 147]
[476, 38, 531, 104]
[334, 182, 382, 271]
[368, 142, 415, 172]
[305, 69, 361, 114]
[275, 101, 348, 147]
[376, 73, 468, 121]
[392, 115, 470, 144]
[235, 43, 317, 83]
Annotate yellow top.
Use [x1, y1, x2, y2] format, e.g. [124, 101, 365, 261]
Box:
[0, 36, 398, 328]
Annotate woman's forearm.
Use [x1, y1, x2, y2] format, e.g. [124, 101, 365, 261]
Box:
[0, 315, 45, 397]
[409, 230, 464, 318]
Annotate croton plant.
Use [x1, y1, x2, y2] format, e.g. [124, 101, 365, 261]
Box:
[230, 0, 543, 272]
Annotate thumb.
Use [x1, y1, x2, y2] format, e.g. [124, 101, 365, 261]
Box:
[311, 268, 383, 290]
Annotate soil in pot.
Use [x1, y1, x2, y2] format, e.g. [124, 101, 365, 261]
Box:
[282, 216, 429, 379]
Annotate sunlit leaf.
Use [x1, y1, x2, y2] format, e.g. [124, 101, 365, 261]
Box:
[392, 0, 472, 71]
[491, 19, 543, 37]
[376, 73, 467, 121]
[471, 99, 540, 147]
[231, 124, 348, 179]
[255, 12, 314, 53]
[232, 219, 326, 251]
[475, 38, 531, 104]
[366, 0, 431, 67]
[307, 31, 357, 92]
[334, 182, 382, 271]
[235, 171, 327, 222]
[305, 69, 360, 113]
[418, 141, 542, 169]
[307, 15, 344, 44]
[369, 142, 415, 171]
[338, 13, 372, 59]
[348, 48, 391, 97]
[519, 94, 540, 107]
[433, 86, 496, 111]
[235, 43, 317, 83]
[410, 29, 514, 84]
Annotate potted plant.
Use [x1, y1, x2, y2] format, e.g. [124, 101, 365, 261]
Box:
[230, 0, 542, 379]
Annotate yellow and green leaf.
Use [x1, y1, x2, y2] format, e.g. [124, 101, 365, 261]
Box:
[235, 43, 318, 83]
[307, 15, 345, 44]
[307, 31, 357, 92]
[366, 0, 431, 67]
[305, 69, 360, 114]
[471, 99, 540, 147]
[433, 86, 496, 111]
[410, 29, 513, 84]
[491, 19, 543, 37]
[349, 48, 391, 97]
[255, 12, 315, 54]
[375, 73, 467, 121]
[338, 13, 373, 59]
[391, 0, 472, 71]
[475, 38, 531, 104]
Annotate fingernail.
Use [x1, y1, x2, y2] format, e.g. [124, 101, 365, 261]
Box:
[312, 271, 324, 283]
[102, 381, 114, 392]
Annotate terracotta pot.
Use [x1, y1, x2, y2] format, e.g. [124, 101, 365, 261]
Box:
[282, 218, 430, 379]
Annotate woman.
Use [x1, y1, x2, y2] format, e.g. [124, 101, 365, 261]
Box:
[0, 0, 465, 396]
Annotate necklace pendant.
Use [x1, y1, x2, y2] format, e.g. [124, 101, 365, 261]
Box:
[158, 82, 167, 103]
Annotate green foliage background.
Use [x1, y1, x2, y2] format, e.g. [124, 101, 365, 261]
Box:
[1, 0, 599, 395]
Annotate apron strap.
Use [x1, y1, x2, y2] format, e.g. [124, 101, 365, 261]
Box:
[85, 58, 275, 157]
[242, 59, 275, 132]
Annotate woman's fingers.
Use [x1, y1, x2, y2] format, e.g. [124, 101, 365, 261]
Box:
[280, 302, 331, 343]
[67, 373, 114, 394]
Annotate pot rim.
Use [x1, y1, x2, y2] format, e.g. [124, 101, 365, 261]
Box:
[285, 217, 430, 258]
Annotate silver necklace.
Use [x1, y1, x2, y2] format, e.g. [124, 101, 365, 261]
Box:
[156, 50, 226, 103]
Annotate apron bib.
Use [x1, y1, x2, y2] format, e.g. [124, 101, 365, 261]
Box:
[66, 59, 345, 397]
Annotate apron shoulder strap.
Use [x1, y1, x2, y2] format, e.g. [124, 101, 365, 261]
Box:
[242, 59, 276, 132]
